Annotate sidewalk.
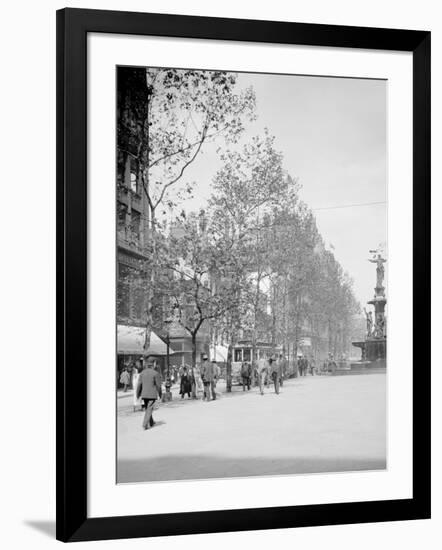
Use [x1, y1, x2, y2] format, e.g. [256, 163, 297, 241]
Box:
[117, 378, 266, 408]
[117, 374, 387, 483]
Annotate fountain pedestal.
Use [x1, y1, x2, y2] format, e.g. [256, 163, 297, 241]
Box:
[352, 251, 387, 372]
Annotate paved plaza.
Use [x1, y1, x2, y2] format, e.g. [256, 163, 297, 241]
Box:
[117, 373, 386, 484]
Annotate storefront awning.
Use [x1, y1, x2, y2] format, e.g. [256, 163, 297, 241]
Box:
[117, 325, 171, 356]
[213, 345, 229, 362]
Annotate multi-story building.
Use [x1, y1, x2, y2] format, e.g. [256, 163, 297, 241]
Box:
[116, 68, 170, 382]
[116, 156, 152, 327]
[117, 66, 151, 329]
[116, 68, 210, 373]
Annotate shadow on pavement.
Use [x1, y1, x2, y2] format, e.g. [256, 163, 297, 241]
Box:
[24, 520, 56, 538]
[117, 454, 386, 484]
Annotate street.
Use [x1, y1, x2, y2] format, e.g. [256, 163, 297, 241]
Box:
[117, 373, 386, 483]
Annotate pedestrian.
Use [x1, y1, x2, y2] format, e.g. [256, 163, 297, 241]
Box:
[256, 356, 269, 395]
[303, 356, 309, 376]
[131, 361, 140, 388]
[278, 353, 287, 387]
[269, 357, 281, 394]
[241, 361, 252, 391]
[297, 356, 304, 377]
[211, 359, 221, 399]
[201, 355, 217, 401]
[310, 357, 316, 376]
[200, 355, 209, 400]
[132, 366, 142, 412]
[179, 366, 192, 399]
[136, 358, 163, 430]
[119, 367, 130, 392]
[189, 365, 198, 399]
[194, 366, 203, 398]
[327, 354, 337, 374]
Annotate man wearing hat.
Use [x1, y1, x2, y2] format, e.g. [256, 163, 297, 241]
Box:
[200, 355, 217, 401]
[136, 357, 163, 430]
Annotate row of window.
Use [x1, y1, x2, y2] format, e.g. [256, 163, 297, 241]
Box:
[117, 203, 141, 239]
[117, 151, 140, 195]
[117, 262, 168, 326]
[117, 263, 145, 321]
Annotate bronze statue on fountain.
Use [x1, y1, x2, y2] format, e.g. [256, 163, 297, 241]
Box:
[352, 250, 387, 369]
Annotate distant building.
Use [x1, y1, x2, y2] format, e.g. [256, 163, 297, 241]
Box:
[166, 318, 210, 370]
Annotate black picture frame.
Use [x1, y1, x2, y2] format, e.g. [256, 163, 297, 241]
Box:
[56, 7, 431, 543]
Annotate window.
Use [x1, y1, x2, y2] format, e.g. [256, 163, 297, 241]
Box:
[130, 210, 141, 239]
[243, 349, 251, 362]
[130, 172, 137, 193]
[117, 203, 127, 230]
[132, 283, 145, 322]
[130, 157, 139, 194]
[117, 263, 131, 319]
[234, 349, 243, 362]
[117, 150, 125, 187]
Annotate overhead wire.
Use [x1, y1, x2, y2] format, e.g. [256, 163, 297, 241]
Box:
[312, 201, 386, 212]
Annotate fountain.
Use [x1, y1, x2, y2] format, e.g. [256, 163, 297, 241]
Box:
[352, 250, 387, 371]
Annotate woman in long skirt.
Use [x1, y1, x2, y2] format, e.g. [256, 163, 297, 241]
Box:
[180, 367, 192, 398]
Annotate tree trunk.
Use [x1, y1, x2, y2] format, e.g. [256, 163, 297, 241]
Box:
[328, 319, 333, 356]
[271, 279, 277, 355]
[251, 272, 262, 369]
[294, 310, 300, 357]
[191, 332, 197, 369]
[142, 90, 154, 355]
[144, 223, 155, 354]
[287, 342, 290, 370]
[191, 332, 197, 398]
[283, 278, 289, 361]
[226, 334, 233, 393]
[292, 341, 298, 377]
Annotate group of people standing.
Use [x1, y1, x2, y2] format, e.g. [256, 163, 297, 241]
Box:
[256, 356, 284, 395]
[179, 355, 221, 401]
[298, 356, 316, 376]
[130, 351, 329, 431]
[239, 353, 322, 394]
[119, 357, 164, 393]
[119, 360, 146, 392]
[241, 354, 287, 396]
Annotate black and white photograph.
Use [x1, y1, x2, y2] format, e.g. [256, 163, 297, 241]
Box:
[116, 66, 387, 484]
[0, 0, 437, 546]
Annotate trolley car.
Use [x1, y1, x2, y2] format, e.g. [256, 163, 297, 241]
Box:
[231, 341, 283, 384]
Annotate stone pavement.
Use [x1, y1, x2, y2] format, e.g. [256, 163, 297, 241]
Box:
[117, 373, 386, 483]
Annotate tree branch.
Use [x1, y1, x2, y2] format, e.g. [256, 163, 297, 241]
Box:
[152, 122, 209, 211]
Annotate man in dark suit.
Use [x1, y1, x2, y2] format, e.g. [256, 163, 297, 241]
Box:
[201, 355, 218, 401]
[241, 361, 252, 391]
[136, 358, 162, 430]
[269, 357, 281, 394]
[297, 356, 304, 377]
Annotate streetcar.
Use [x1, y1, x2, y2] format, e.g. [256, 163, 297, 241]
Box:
[231, 341, 283, 384]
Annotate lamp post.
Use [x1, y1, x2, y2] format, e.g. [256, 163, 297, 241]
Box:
[163, 315, 173, 402]
[166, 332, 170, 384]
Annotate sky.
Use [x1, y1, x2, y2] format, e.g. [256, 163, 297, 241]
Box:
[169, 71, 387, 307]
